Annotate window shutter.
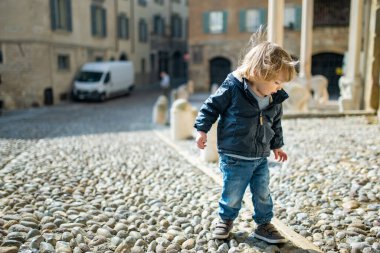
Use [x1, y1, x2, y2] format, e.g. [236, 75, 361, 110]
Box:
[202, 12, 209, 33]
[239, 10, 246, 32]
[259, 8, 267, 26]
[178, 17, 182, 38]
[66, 0, 72, 31]
[50, 0, 58, 30]
[125, 17, 129, 39]
[295, 6, 302, 31]
[91, 5, 97, 36]
[162, 18, 166, 36]
[222, 11, 228, 33]
[102, 8, 107, 37]
[117, 16, 122, 38]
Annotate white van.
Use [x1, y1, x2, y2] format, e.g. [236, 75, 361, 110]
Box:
[73, 61, 134, 101]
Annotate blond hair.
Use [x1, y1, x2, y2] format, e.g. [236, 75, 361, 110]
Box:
[236, 28, 298, 83]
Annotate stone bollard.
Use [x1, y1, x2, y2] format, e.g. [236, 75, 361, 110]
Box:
[283, 80, 311, 112]
[170, 99, 194, 140]
[187, 80, 194, 95]
[176, 85, 190, 100]
[152, 95, 168, 125]
[210, 83, 219, 94]
[200, 121, 219, 162]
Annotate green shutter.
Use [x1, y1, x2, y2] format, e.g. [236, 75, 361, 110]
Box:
[178, 17, 182, 38]
[117, 16, 122, 38]
[66, 0, 72, 31]
[50, 0, 58, 30]
[91, 5, 97, 36]
[202, 12, 209, 33]
[102, 8, 107, 37]
[295, 6, 302, 31]
[259, 8, 267, 26]
[239, 10, 246, 32]
[222, 11, 228, 33]
[125, 17, 129, 39]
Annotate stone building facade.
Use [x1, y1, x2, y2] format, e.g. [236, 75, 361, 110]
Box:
[0, 0, 188, 110]
[188, 0, 379, 117]
[188, 0, 351, 97]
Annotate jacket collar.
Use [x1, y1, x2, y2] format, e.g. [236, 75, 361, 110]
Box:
[228, 73, 289, 105]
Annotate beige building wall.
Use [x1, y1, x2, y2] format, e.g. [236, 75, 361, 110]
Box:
[188, 0, 349, 91]
[0, 0, 188, 111]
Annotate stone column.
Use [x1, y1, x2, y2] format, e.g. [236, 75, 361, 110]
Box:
[338, 0, 364, 111]
[299, 0, 314, 89]
[267, 0, 284, 47]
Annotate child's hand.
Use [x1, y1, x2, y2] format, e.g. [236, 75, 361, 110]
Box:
[273, 148, 288, 162]
[196, 131, 207, 149]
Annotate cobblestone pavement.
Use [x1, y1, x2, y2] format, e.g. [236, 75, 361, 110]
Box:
[0, 90, 379, 253]
[0, 90, 307, 253]
[162, 116, 380, 253]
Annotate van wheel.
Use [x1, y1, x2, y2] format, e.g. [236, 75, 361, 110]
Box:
[99, 93, 106, 102]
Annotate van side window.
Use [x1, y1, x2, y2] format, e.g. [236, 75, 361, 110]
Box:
[104, 72, 111, 83]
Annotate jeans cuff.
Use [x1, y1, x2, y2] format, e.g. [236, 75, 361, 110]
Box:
[253, 216, 272, 225]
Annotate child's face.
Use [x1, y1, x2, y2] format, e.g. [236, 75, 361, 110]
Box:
[251, 71, 287, 97]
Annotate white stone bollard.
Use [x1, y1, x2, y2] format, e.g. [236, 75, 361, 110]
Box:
[187, 80, 194, 95]
[283, 81, 311, 112]
[176, 85, 190, 100]
[200, 121, 219, 162]
[170, 99, 194, 140]
[210, 83, 219, 94]
[152, 95, 168, 125]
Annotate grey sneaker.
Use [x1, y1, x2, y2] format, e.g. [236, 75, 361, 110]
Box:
[253, 223, 287, 244]
[213, 219, 233, 239]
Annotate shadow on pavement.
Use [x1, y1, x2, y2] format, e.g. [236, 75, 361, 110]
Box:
[0, 87, 162, 140]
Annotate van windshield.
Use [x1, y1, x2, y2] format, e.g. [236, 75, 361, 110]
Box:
[76, 71, 104, 82]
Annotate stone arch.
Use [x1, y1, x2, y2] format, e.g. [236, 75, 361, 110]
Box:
[209, 57, 232, 90]
[312, 52, 344, 100]
[119, 52, 128, 61]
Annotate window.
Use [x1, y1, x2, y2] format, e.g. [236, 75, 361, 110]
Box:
[171, 15, 182, 38]
[0, 48, 3, 64]
[284, 6, 301, 30]
[118, 14, 129, 39]
[139, 19, 148, 42]
[138, 0, 147, 6]
[57, 55, 70, 70]
[50, 0, 72, 31]
[203, 11, 227, 34]
[154, 0, 164, 5]
[239, 9, 266, 32]
[153, 15, 165, 36]
[91, 5, 107, 37]
[104, 72, 110, 83]
[95, 56, 103, 62]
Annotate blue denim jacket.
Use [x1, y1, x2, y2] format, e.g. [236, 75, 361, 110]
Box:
[194, 73, 288, 157]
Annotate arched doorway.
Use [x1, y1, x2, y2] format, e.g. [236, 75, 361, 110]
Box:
[209, 57, 231, 90]
[119, 52, 128, 61]
[312, 53, 344, 100]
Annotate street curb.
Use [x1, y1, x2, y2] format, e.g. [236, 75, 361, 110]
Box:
[154, 130, 322, 253]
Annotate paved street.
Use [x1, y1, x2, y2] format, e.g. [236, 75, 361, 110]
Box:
[0, 89, 302, 253]
[0, 88, 379, 253]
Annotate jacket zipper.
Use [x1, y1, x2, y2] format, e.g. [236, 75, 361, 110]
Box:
[260, 111, 263, 125]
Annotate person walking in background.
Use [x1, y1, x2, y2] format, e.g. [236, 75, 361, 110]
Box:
[160, 71, 170, 99]
[194, 30, 297, 243]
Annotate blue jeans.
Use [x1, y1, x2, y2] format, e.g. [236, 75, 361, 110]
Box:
[218, 154, 273, 225]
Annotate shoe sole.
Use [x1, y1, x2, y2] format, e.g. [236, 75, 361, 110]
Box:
[213, 233, 230, 239]
[253, 233, 287, 244]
